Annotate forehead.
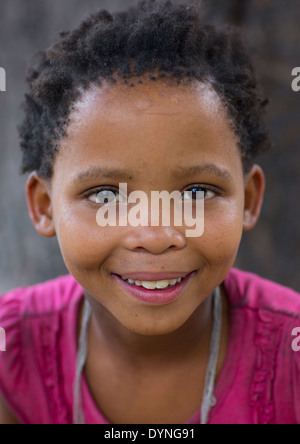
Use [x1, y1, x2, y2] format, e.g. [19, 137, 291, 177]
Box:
[70, 79, 225, 127]
[54, 79, 241, 184]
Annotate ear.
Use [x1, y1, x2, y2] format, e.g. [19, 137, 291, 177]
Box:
[243, 165, 266, 232]
[26, 172, 56, 238]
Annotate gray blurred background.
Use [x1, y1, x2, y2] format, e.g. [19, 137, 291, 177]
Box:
[0, 0, 299, 294]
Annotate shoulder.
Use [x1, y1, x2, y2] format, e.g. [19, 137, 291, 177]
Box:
[224, 268, 300, 423]
[0, 274, 83, 347]
[0, 275, 83, 423]
[0, 274, 82, 349]
[0, 274, 82, 320]
[224, 268, 300, 319]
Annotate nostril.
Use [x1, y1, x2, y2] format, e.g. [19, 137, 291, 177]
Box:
[122, 227, 187, 255]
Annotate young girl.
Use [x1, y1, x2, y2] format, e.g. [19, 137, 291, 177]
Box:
[0, 1, 299, 424]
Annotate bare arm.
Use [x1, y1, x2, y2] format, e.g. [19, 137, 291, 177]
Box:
[0, 396, 19, 424]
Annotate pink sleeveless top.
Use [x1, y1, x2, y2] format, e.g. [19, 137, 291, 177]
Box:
[0, 268, 300, 424]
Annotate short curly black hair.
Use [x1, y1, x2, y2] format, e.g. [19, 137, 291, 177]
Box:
[19, 0, 271, 178]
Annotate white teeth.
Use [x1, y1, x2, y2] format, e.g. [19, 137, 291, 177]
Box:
[141, 281, 157, 290]
[121, 276, 183, 289]
[156, 280, 173, 289]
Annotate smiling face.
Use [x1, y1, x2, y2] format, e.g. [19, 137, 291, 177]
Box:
[26, 79, 265, 336]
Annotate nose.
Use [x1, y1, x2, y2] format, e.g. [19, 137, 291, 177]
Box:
[122, 226, 187, 255]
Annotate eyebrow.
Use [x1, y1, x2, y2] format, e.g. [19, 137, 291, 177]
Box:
[172, 164, 233, 182]
[73, 163, 233, 184]
[73, 166, 134, 183]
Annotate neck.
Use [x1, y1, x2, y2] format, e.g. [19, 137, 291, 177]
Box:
[85, 292, 215, 369]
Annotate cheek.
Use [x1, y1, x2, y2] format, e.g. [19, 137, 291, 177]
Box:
[53, 203, 121, 271]
[199, 199, 244, 264]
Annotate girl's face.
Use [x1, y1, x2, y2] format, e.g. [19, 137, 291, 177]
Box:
[27, 80, 265, 336]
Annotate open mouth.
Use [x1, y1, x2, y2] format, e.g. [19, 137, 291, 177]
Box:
[113, 271, 196, 305]
[119, 276, 184, 290]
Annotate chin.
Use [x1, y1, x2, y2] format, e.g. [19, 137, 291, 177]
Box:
[122, 311, 193, 337]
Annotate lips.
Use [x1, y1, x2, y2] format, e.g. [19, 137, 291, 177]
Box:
[117, 271, 191, 281]
[112, 271, 196, 306]
[120, 276, 183, 290]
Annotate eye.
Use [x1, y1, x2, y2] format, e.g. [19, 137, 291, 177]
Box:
[86, 187, 126, 204]
[183, 186, 219, 201]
